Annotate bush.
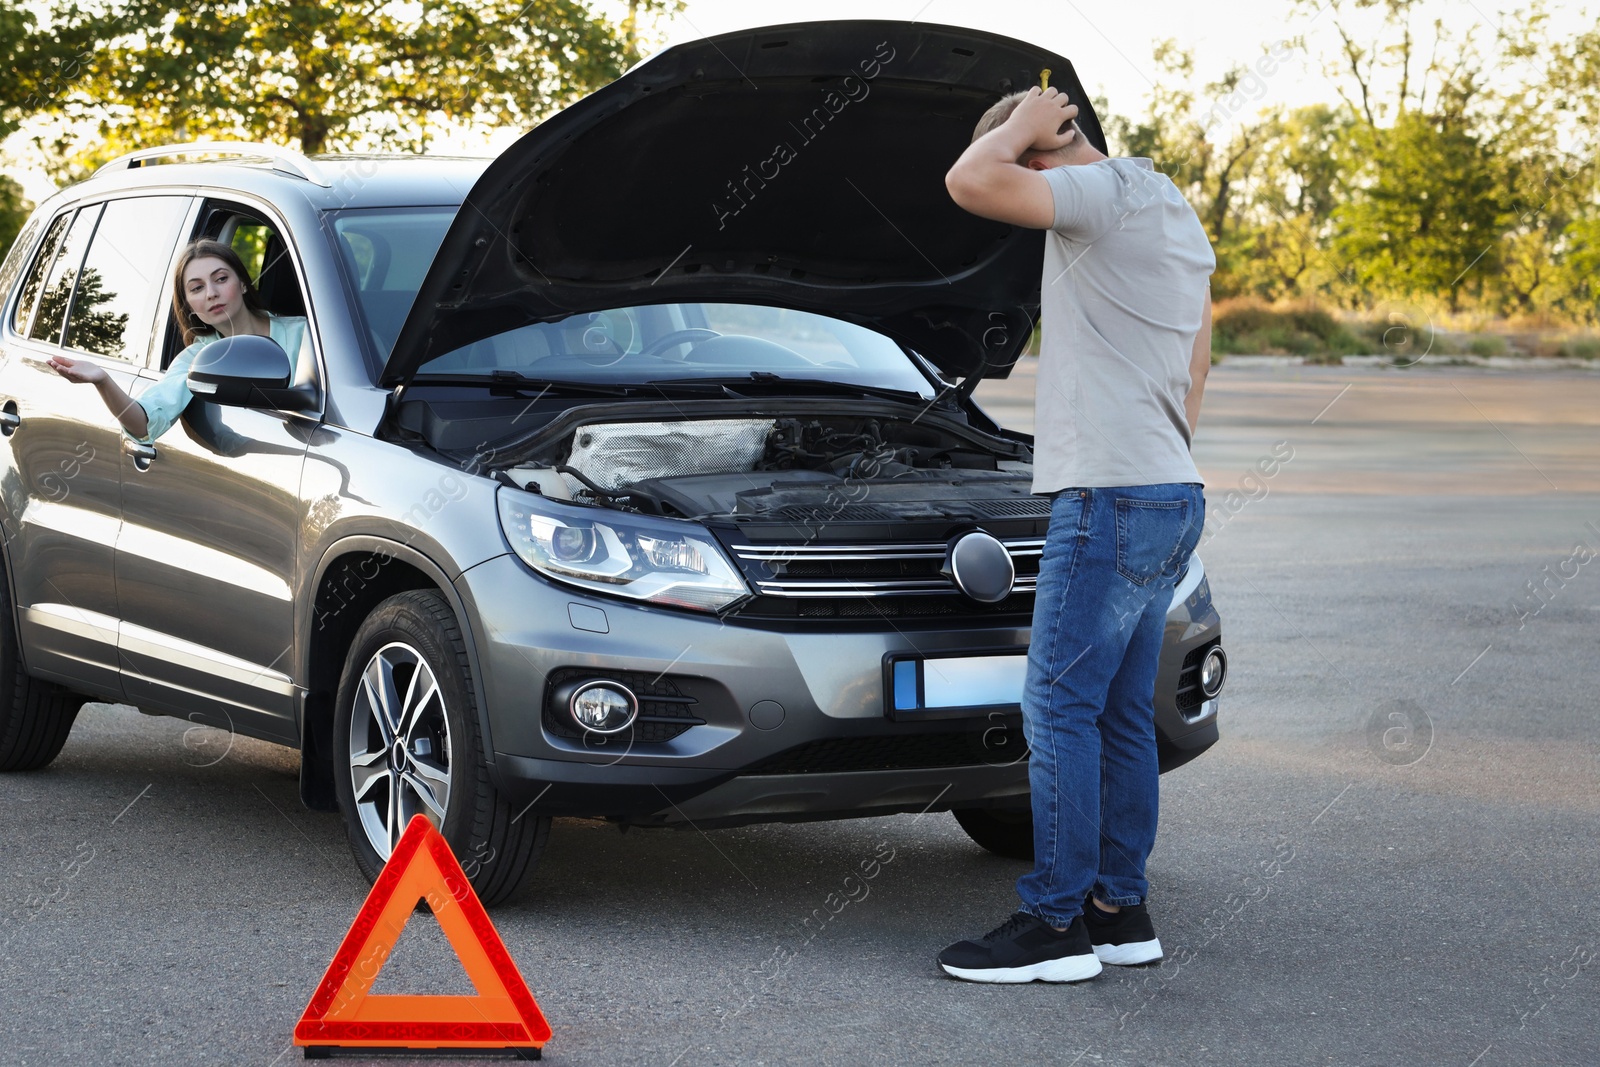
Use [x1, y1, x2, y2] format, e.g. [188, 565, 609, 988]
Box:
[1468, 335, 1507, 357]
[1558, 337, 1600, 360]
[1213, 298, 1363, 357]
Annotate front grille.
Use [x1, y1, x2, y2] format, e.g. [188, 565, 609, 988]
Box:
[746, 731, 1028, 775]
[542, 668, 705, 744]
[723, 536, 1042, 617]
[1176, 639, 1221, 713]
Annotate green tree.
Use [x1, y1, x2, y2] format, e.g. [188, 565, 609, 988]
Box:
[1237, 105, 1356, 301]
[1551, 216, 1600, 324]
[1, 0, 108, 142]
[1497, 8, 1600, 322]
[0, 175, 30, 261]
[50, 0, 671, 165]
[1331, 109, 1503, 310]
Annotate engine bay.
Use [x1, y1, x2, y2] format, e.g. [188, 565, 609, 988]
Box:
[500, 413, 1035, 522]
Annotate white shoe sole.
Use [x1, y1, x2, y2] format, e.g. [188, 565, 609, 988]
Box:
[1093, 938, 1163, 966]
[940, 953, 1103, 983]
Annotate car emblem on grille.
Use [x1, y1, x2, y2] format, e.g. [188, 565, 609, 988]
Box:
[943, 531, 1016, 603]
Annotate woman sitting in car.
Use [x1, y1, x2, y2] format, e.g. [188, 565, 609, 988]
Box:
[48, 238, 307, 442]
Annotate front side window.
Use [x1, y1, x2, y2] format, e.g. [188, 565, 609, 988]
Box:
[63, 196, 190, 359]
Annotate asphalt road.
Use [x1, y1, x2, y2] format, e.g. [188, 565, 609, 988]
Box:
[3, 362, 1598, 1066]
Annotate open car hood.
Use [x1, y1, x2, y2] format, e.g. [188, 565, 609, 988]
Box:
[382, 20, 1104, 387]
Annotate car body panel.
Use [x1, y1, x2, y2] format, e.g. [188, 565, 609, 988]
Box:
[114, 399, 310, 742]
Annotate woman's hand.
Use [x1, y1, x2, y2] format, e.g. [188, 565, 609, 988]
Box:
[47, 355, 108, 386]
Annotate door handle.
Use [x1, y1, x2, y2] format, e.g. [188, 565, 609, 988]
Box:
[121, 436, 156, 472]
[0, 400, 18, 436]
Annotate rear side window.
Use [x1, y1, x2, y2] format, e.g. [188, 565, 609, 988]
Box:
[0, 216, 42, 314]
[26, 204, 101, 345]
[9, 212, 70, 337]
[63, 196, 190, 359]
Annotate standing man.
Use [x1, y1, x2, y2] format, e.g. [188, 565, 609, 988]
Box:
[937, 86, 1214, 983]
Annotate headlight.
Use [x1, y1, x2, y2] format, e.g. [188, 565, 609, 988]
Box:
[497, 488, 749, 612]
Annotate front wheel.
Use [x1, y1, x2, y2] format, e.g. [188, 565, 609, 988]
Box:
[332, 590, 549, 905]
[953, 806, 1035, 861]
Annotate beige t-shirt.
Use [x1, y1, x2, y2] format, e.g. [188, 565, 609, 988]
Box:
[1030, 157, 1214, 493]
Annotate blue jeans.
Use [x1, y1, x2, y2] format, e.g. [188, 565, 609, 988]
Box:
[1016, 483, 1205, 925]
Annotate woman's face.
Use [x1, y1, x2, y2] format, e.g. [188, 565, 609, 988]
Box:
[183, 256, 247, 331]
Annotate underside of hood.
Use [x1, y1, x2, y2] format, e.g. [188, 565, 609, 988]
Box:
[384, 20, 1104, 387]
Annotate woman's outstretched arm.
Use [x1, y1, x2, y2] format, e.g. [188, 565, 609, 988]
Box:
[47, 355, 151, 439]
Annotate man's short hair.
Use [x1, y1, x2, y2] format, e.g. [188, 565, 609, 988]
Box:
[970, 91, 1084, 160]
[971, 91, 1030, 143]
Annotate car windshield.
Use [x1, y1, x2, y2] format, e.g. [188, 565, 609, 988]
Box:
[328, 207, 938, 398]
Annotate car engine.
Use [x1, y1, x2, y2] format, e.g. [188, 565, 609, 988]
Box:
[501, 414, 1036, 523]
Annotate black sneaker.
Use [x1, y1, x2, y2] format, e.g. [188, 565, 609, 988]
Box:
[938, 912, 1103, 983]
[1082, 895, 1163, 965]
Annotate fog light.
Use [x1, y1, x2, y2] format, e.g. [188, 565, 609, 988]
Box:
[1200, 647, 1227, 698]
[569, 681, 638, 734]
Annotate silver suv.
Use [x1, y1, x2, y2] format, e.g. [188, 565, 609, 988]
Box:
[0, 20, 1225, 903]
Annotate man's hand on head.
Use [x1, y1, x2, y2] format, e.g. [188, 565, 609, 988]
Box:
[1012, 87, 1079, 154]
[945, 87, 1081, 229]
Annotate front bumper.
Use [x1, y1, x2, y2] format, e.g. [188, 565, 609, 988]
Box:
[454, 553, 1222, 823]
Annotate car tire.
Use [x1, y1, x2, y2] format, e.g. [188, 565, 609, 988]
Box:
[332, 589, 550, 905]
[0, 573, 85, 772]
[953, 806, 1035, 861]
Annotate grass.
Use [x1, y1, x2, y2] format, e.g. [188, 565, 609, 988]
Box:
[1212, 298, 1600, 364]
[1022, 298, 1600, 364]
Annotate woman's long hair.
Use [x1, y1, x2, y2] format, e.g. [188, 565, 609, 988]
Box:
[170, 238, 269, 346]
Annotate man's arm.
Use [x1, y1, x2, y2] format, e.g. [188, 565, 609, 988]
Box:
[1184, 288, 1212, 439]
[945, 87, 1078, 229]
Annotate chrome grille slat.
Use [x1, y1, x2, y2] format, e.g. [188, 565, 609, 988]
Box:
[739, 550, 949, 562]
[730, 542, 949, 555]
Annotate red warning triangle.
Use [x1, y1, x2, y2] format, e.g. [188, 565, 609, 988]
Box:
[294, 814, 551, 1053]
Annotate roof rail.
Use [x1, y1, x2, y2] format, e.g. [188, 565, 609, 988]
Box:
[93, 141, 333, 187]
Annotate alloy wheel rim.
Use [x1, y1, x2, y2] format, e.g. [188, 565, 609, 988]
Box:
[348, 641, 452, 860]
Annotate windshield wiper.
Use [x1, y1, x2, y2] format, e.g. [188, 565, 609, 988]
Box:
[646, 373, 938, 407]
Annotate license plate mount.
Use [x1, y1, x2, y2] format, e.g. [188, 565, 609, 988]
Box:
[884, 652, 1027, 721]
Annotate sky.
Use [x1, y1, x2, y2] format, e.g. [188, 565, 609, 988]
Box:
[657, 0, 1326, 112]
[5, 0, 1594, 202]
[649, 0, 1571, 120]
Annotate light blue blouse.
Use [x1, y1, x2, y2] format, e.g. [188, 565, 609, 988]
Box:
[134, 315, 308, 443]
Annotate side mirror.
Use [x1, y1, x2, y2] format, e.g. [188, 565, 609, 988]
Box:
[187, 334, 318, 412]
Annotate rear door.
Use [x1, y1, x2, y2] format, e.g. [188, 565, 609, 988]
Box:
[114, 198, 318, 743]
[0, 196, 188, 699]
